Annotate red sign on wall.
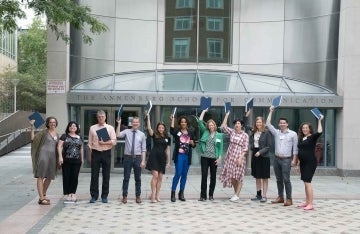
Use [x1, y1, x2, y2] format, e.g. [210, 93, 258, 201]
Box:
[47, 80, 66, 94]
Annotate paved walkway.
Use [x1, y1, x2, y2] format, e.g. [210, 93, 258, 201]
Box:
[0, 145, 360, 233]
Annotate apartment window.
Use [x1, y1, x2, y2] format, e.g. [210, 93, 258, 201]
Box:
[206, 0, 224, 9]
[175, 17, 193, 30]
[207, 38, 223, 59]
[173, 38, 190, 59]
[176, 0, 195, 8]
[165, 0, 230, 63]
[207, 17, 223, 31]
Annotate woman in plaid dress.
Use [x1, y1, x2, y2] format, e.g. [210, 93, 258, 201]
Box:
[220, 111, 249, 202]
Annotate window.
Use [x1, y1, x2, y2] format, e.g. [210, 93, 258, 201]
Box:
[173, 38, 190, 58]
[166, 0, 230, 63]
[176, 0, 195, 8]
[207, 17, 223, 31]
[174, 17, 193, 30]
[207, 38, 223, 59]
[206, 0, 224, 9]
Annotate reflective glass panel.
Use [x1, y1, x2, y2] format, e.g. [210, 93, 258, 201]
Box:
[241, 74, 291, 93]
[157, 71, 198, 91]
[198, 72, 245, 92]
[285, 78, 332, 94]
[74, 76, 113, 90]
[114, 72, 156, 91]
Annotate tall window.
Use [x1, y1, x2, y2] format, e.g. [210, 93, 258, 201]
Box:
[176, 0, 195, 8]
[206, 0, 224, 9]
[207, 38, 223, 59]
[207, 17, 223, 31]
[165, 0, 231, 63]
[173, 38, 190, 59]
[175, 17, 193, 30]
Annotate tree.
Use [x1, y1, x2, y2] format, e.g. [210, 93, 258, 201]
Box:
[0, 17, 46, 112]
[18, 17, 46, 79]
[0, 0, 108, 44]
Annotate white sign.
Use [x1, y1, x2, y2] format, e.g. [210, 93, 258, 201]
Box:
[47, 80, 66, 94]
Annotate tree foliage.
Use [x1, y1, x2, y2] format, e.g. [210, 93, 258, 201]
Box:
[0, 0, 108, 44]
[0, 17, 46, 112]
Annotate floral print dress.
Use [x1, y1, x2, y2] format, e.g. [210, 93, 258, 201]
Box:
[220, 126, 249, 187]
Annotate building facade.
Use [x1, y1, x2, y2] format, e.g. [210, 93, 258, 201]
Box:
[46, 0, 360, 175]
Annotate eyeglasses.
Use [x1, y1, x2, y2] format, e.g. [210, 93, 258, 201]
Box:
[49, 122, 57, 124]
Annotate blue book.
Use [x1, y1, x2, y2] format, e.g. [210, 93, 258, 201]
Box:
[245, 97, 254, 112]
[96, 128, 111, 142]
[224, 102, 231, 113]
[272, 96, 282, 108]
[117, 104, 124, 118]
[311, 108, 323, 119]
[28, 111, 45, 129]
[146, 100, 152, 114]
[200, 96, 212, 111]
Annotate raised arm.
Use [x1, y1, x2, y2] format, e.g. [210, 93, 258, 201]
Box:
[199, 109, 207, 121]
[170, 115, 175, 128]
[115, 117, 122, 136]
[221, 111, 230, 128]
[318, 115, 324, 134]
[266, 106, 274, 125]
[146, 114, 154, 136]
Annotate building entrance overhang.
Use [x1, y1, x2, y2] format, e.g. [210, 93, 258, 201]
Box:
[68, 70, 342, 108]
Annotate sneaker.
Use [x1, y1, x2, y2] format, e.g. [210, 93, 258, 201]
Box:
[229, 194, 237, 200]
[89, 197, 97, 203]
[102, 197, 108, 203]
[230, 195, 239, 202]
[250, 195, 262, 201]
[260, 197, 267, 203]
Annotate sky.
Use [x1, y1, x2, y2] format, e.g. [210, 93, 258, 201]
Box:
[17, 2, 45, 29]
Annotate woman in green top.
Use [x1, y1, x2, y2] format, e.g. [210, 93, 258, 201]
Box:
[197, 109, 224, 201]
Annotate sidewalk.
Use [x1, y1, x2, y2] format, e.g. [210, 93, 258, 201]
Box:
[0, 145, 360, 233]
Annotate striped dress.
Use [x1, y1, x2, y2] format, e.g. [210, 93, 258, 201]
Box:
[220, 126, 249, 187]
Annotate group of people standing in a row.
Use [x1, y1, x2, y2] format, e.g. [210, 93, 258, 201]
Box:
[29, 104, 323, 211]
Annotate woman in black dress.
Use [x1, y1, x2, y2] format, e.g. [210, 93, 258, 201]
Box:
[249, 116, 272, 203]
[145, 114, 171, 203]
[294, 115, 323, 210]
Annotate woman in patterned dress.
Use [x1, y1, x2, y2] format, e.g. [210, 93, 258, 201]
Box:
[220, 111, 249, 202]
[145, 114, 171, 203]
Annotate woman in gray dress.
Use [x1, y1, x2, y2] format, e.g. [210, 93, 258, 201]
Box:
[30, 117, 59, 205]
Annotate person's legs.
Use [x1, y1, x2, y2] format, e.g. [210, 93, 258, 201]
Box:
[134, 156, 142, 197]
[71, 163, 81, 195]
[37, 177, 44, 199]
[179, 156, 189, 192]
[101, 151, 111, 199]
[200, 157, 208, 199]
[156, 172, 163, 201]
[262, 178, 268, 198]
[150, 170, 159, 201]
[43, 178, 51, 198]
[62, 162, 70, 196]
[208, 158, 217, 198]
[171, 156, 184, 191]
[281, 159, 292, 200]
[122, 157, 132, 197]
[90, 151, 100, 199]
[273, 158, 284, 199]
[303, 182, 314, 210]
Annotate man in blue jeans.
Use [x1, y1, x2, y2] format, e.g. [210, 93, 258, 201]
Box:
[266, 105, 298, 206]
[116, 117, 146, 204]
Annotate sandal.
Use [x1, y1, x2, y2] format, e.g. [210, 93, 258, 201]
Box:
[38, 199, 50, 205]
[43, 194, 50, 202]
